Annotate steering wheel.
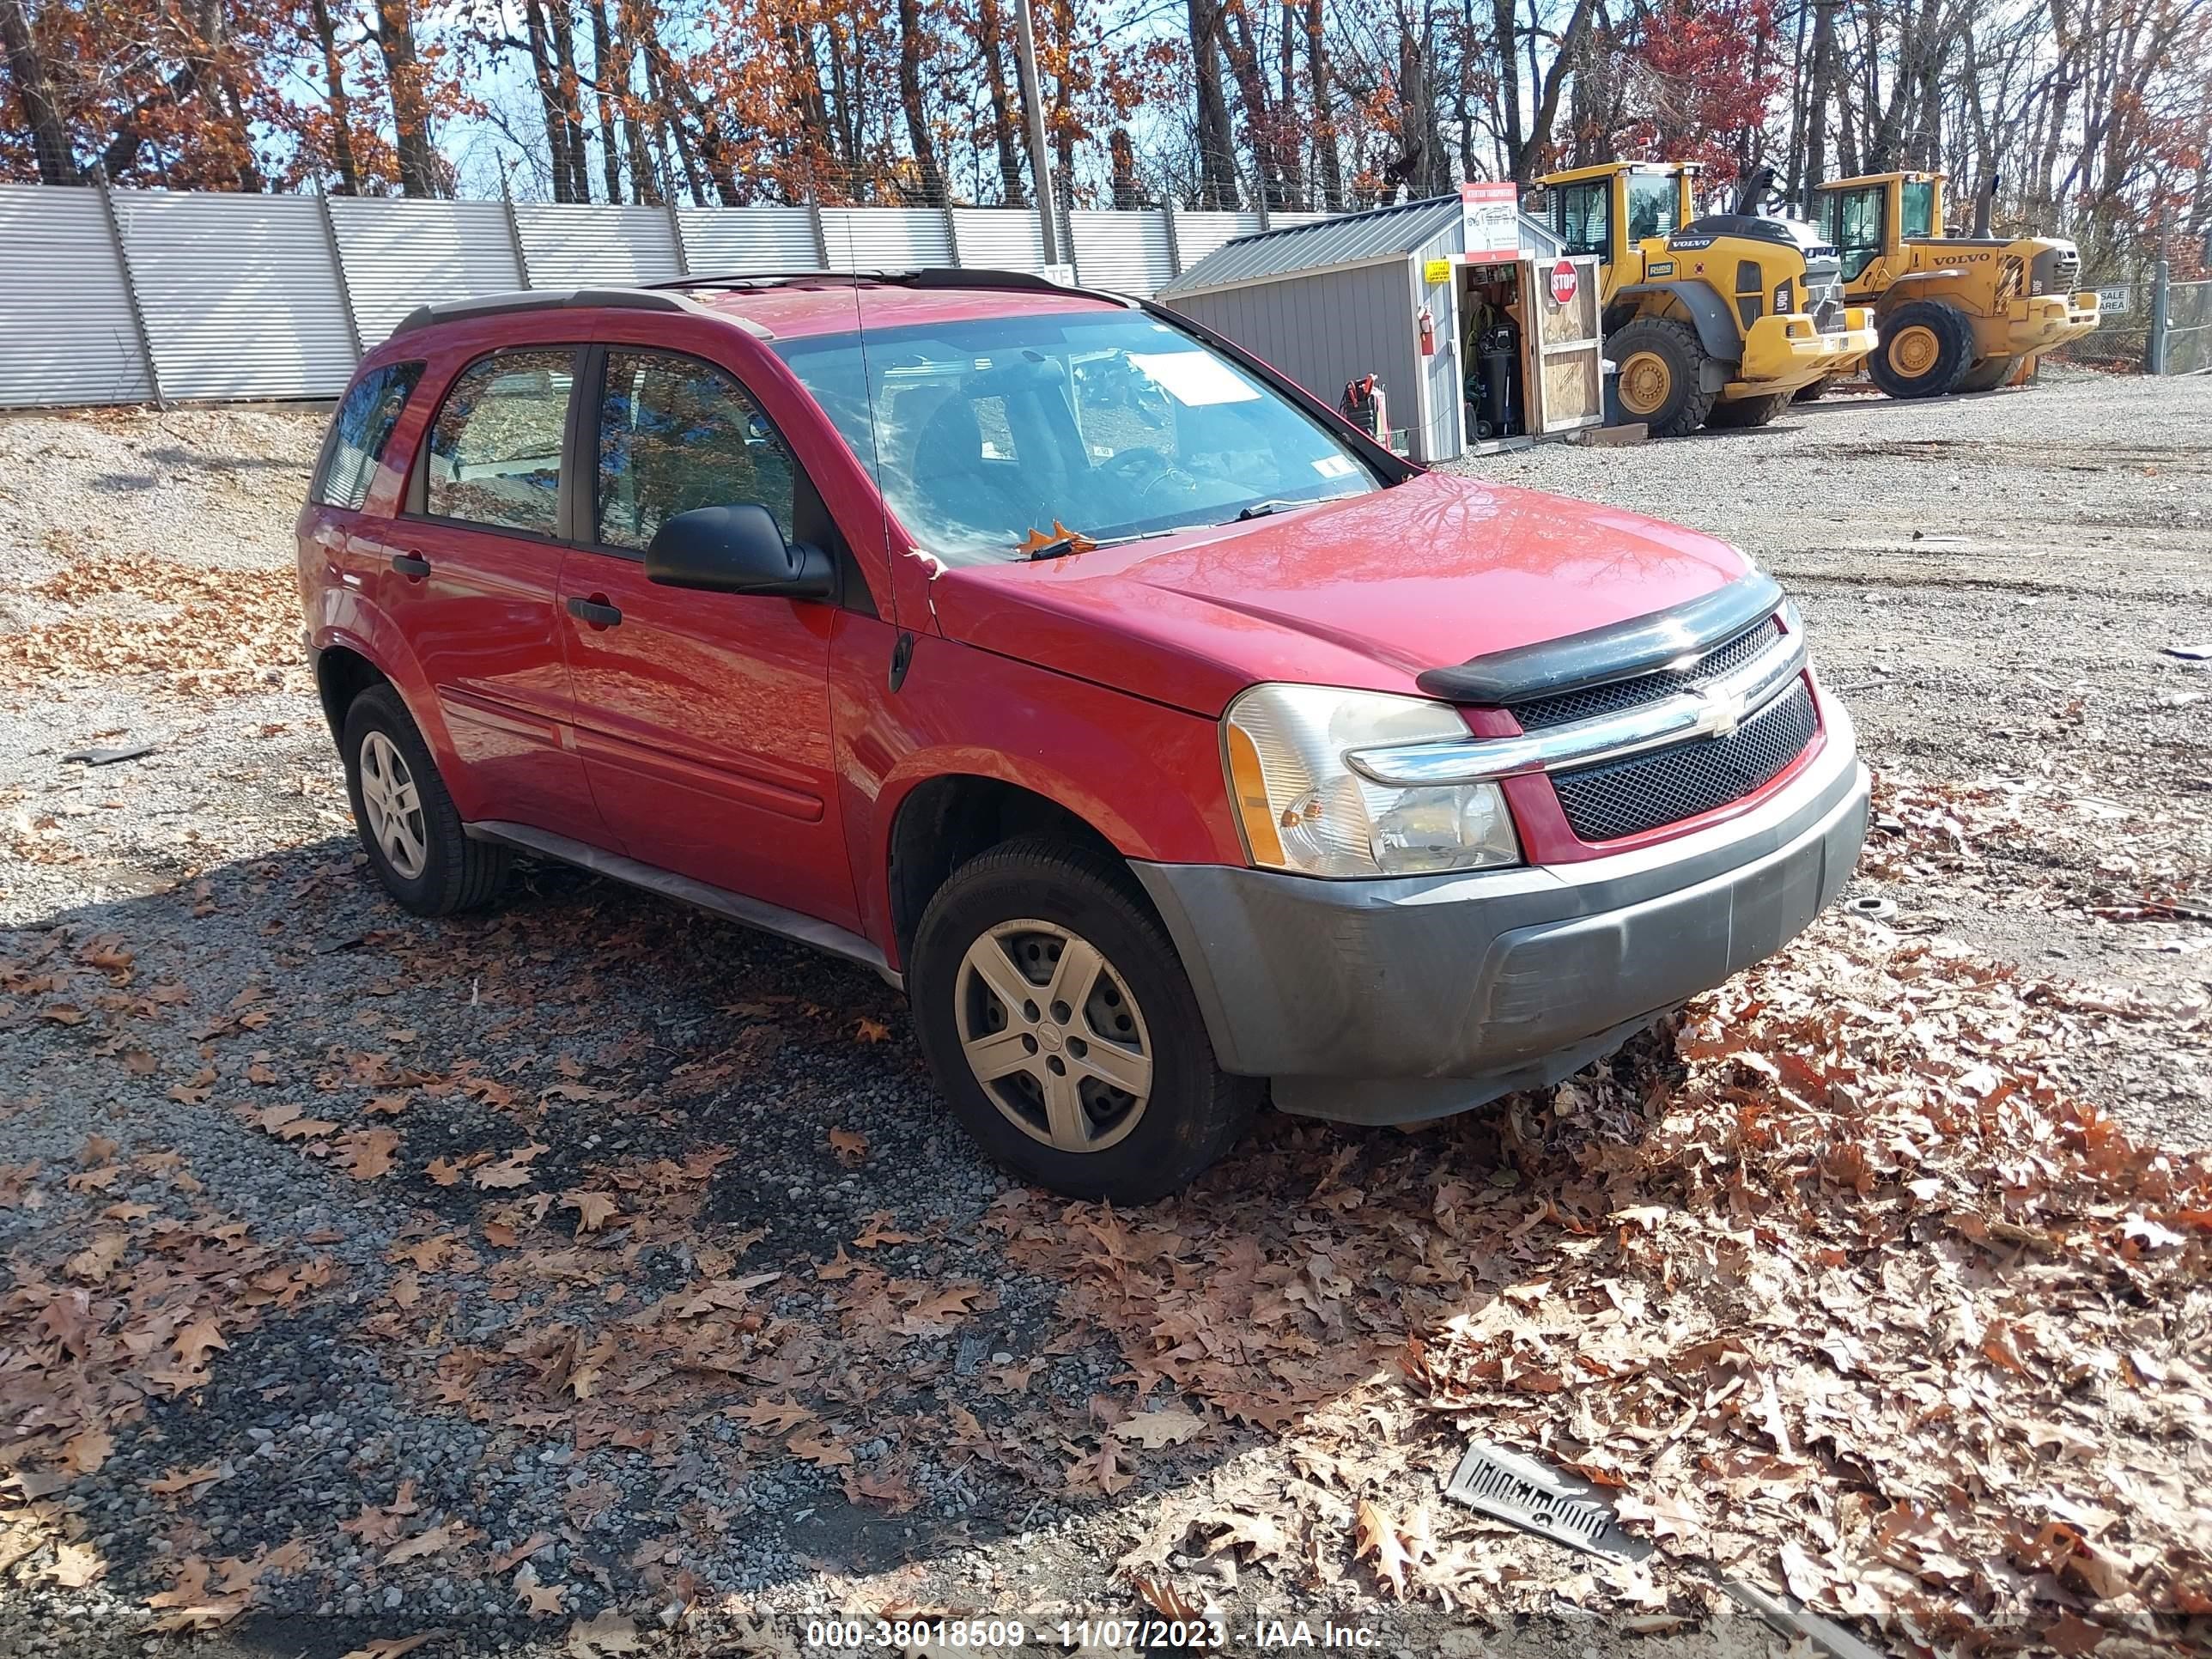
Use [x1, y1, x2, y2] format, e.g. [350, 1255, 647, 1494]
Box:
[1100, 447, 1200, 504]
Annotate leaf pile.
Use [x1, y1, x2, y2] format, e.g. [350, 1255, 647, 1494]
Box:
[0, 1134, 338, 1628]
[997, 921, 2212, 1652]
[1863, 765, 2211, 960]
[0, 555, 304, 693]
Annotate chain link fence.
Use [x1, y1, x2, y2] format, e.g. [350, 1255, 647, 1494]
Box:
[2150, 273, 2212, 375]
[2044, 278, 2148, 372]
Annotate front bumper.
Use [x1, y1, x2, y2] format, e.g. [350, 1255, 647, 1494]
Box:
[1736, 309, 1878, 389]
[2003, 293, 2099, 355]
[1133, 712, 1869, 1125]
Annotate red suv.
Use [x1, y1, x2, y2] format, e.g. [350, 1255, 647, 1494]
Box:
[298, 270, 1868, 1201]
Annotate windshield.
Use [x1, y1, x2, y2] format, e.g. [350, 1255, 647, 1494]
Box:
[773, 310, 1379, 565]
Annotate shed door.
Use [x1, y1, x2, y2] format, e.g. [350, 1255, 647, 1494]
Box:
[1529, 254, 1603, 434]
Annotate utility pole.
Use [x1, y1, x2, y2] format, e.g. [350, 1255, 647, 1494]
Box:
[1010, 0, 1060, 267]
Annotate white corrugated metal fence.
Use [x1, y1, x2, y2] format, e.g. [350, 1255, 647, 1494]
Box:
[0, 186, 1344, 408]
[0, 184, 155, 407]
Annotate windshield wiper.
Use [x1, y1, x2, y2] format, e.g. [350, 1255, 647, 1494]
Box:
[1023, 528, 1172, 562]
[1233, 493, 1355, 522]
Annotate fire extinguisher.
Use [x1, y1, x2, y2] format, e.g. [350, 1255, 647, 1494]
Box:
[1418, 305, 1437, 356]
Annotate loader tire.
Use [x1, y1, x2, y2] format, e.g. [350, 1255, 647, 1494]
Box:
[1955, 355, 2021, 393]
[1869, 301, 1975, 398]
[1705, 390, 1793, 428]
[1791, 374, 1836, 404]
[1609, 318, 1717, 439]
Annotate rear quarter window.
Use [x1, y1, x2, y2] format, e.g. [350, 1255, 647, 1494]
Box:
[316, 362, 426, 511]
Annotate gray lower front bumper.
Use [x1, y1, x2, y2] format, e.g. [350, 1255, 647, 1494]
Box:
[1132, 724, 1870, 1126]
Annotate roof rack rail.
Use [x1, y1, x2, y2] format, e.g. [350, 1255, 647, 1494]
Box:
[389, 286, 728, 337]
[647, 267, 1139, 307]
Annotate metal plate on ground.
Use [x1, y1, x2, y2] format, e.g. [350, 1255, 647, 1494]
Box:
[1443, 1442, 1650, 1562]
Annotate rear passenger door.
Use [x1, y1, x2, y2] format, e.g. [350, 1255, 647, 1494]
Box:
[556, 346, 858, 931]
[369, 345, 600, 841]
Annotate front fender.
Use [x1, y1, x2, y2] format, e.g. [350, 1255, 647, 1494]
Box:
[831, 620, 1247, 969]
[1614, 282, 1742, 369]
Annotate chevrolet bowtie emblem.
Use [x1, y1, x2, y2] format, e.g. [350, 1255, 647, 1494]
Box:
[1694, 688, 1748, 738]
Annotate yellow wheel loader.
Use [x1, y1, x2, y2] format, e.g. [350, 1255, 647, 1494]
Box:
[1533, 161, 1876, 437]
[1807, 172, 2100, 398]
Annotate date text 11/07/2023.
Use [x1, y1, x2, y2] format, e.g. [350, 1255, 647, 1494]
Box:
[801, 1615, 1382, 1649]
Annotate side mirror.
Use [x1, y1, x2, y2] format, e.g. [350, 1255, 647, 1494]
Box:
[643, 503, 836, 601]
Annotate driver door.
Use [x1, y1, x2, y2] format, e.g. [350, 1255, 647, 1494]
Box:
[556, 345, 858, 932]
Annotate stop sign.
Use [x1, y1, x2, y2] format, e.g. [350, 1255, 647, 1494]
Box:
[1549, 258, 1579, 305]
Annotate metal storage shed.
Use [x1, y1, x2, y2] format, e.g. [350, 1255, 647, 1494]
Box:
[1156, 193, 1600, 463]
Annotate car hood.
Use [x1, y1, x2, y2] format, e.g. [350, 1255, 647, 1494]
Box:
[924, 471, 1753, 715]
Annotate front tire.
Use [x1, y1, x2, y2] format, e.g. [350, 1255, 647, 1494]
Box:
[1791, 374, 1836, 404]
[910, 836, 1259, 1202]
[1609, 317, 1717, 439]
[342, 684, 509, 917]
[1869, 301, 1975, 398]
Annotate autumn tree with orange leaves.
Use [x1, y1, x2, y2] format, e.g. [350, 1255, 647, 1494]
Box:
[3, 0, 2207, 273]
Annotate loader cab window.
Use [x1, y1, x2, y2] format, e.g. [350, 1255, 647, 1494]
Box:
[1822, 185, 1887, 280]
[1900, 178, 1936, 239]
[1555, 181, 1612, 261]
[1626, 172, 1680, 240]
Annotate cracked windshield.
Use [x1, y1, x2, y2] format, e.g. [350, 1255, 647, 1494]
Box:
[775, 310, 1378, 564]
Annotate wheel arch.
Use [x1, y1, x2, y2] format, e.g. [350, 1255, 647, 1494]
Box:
[883, 772, 1139, 969]
[1613, 282, 1741, 368]
[313, 644, 392, 742]
[307, 603, 466, 802]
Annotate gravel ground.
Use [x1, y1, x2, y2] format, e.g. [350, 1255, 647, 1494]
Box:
[2, 380, 2209, 1659]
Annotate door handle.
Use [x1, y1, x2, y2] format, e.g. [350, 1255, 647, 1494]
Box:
[567, 595, 623, 629]
[391, 552, 431, 578]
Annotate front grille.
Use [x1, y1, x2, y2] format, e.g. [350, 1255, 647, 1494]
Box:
[2033, 250, 2079, 298]
[1552, 678, 1817, 842]
[1512, 619, 1780, 730]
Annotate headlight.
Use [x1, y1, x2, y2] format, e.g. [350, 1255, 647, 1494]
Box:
[1222, 684, 1521, 878]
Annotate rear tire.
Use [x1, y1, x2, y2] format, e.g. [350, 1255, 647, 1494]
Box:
[1791, 374, 1836, 404]
[1608, 317, 1717, 439]
[342, 684, 510, 918]
[1955, 355, 2020, 393]
[909, 836, 1259, 1202]
[1868, 301, 1975, 398]
[1705, 390, 1792, 428]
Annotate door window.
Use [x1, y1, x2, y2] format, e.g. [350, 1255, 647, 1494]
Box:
[422, 348, 575, 536]
[1830, 185, 1887, 279]
[595, 350, 798, 551]
[1625, 172, 1680, 240]
[318, 362, 424, 510]
[1900, 178, 1936, 238]
[1555, 182, 1612, 259]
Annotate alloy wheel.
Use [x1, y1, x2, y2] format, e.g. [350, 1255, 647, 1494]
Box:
[954, 919, 1153, 1153]
[358, 729, 428, 880]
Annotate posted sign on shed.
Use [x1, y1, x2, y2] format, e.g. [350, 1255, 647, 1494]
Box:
[1461, 182, 1520, 261]
[1548, 259, 1579, 305]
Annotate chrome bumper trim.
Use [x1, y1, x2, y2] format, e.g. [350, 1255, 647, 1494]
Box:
[1349, 624, 1808, 788]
